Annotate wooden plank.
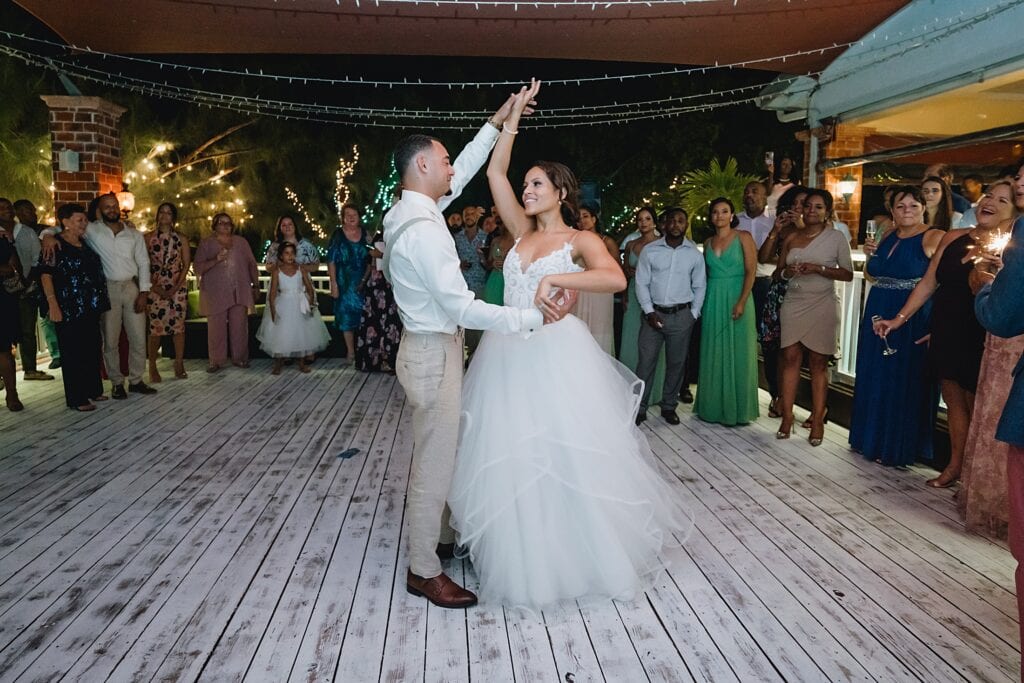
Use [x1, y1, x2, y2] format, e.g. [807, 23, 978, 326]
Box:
[1, 369, 328, 680]
[0, 370, 256, 558]
[124, 369, 366, 681]
[659, 418, 1016, 682]
[199, 376, 400, 682]
[284, 377, 419, 683]
[46, 368, 339, 681]
[538, 603, 603, 683]
[731, 417, 1016, 602]
[645, 427, 882, 682]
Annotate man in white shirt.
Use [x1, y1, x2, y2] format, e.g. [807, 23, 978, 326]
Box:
[383, 94, 560, 609]
[634, 207, 706, 425]
[84, 194, 156, 398]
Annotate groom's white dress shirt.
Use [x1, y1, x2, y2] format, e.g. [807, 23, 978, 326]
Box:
[384, 124, 542, 336]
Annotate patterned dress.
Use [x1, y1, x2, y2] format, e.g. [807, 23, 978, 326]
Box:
[355, 241, 403, 372]
[146, 230, 188, 335]
[327, 227, 369, 331]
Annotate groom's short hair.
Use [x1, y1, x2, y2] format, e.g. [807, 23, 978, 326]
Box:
[394, 134, 442, 179]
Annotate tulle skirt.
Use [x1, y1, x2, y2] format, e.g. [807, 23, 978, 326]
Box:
[256, 291, 332, 358]
[449, 314, 692, 611]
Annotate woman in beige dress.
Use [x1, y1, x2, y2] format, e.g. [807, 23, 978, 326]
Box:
[775, 189, 853, 446]
[574, 203, 618, 353]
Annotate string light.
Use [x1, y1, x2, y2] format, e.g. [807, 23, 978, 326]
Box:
[333, 145, 360, 220]
[285, 186, 327, 240]
[0, 3, 993, 91]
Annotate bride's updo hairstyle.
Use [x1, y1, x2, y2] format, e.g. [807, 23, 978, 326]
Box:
[530, 160, 580, 227]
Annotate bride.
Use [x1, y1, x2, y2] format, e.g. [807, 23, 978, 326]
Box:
[448, 80, 692, 610]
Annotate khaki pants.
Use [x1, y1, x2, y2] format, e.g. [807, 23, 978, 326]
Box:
[102, 279, 147, 385]
[395, 329, 463, 579]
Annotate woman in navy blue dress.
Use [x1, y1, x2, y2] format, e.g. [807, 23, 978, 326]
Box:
[850, 186, 942, 465]
[874, 181, 1016, 486]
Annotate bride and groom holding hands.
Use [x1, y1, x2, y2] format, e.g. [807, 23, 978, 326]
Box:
[383, 80, 689, 611]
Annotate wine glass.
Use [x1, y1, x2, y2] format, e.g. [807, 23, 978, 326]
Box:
[871, 315, 898, 356]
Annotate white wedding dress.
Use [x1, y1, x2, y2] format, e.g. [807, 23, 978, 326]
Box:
[448, 238, 692, 610]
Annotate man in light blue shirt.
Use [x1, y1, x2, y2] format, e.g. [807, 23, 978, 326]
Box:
[634, 207, 706, 424]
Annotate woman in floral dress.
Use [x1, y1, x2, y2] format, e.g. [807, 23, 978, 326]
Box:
[355, 230, 402, 372]
[146, 202, 191, 381]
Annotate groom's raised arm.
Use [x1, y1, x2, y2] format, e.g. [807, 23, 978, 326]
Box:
[439, 123, 500, 212]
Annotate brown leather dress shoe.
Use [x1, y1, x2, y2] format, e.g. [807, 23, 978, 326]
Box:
[406, 570, 477, 609]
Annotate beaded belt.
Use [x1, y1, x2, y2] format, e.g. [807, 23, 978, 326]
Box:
[871, 276, 920, 290]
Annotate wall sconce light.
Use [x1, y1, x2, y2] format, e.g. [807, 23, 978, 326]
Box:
[837, 172, 858, 204]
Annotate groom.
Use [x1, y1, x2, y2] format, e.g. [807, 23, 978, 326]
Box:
[384, 92, 561, 608]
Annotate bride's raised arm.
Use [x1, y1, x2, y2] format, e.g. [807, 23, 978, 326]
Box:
[487, 80, 541, 241]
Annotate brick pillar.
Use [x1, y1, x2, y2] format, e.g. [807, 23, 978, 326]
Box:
[822, 125, 871, 242]
[40, 96, 127, 208]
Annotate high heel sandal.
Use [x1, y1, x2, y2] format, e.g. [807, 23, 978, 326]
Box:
[801, 407, 829, 430]
[767, 398, 782, 419]
[776, 421, 794, 439]
[809, 420, 825, 447]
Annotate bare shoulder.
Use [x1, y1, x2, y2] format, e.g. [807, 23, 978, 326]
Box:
[737, 230, 756, 247]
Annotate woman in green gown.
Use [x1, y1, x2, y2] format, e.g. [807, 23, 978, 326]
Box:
[695, 197, 760, 425]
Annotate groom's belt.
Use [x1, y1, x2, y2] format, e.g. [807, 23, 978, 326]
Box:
[653, 302, 691, 314]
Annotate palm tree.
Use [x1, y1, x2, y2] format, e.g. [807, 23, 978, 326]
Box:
[674, 157, 759, 241]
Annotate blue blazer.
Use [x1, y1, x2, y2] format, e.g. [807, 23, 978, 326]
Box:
[975, 215, 1024, 446]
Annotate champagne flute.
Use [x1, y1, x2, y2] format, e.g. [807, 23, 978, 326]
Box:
[871, 315, 898, 356]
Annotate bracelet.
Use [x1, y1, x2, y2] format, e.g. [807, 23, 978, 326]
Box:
[896, 313, 907, 320]
[502, 123, 519, 135]
[487, 117, 501, 130]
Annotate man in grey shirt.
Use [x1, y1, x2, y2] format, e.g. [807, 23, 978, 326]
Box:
[634, 207, 706, 425]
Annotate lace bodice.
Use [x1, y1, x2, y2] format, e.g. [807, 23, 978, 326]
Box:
[503, 240, 584, 308]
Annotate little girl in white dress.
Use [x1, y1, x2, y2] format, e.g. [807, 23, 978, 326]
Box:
[257, 241, 331, 373]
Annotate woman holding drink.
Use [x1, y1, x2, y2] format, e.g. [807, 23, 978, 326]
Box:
[874, 180, 1016, 485]
[849, 186, 943, 466]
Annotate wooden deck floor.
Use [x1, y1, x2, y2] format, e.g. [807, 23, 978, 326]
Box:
[0, 359, 1018, 682]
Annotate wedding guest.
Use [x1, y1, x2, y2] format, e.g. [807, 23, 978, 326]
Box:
[620, 206, 665, 405]
[41, 194, 156, 397]
[960, 171, 1024, 536]
[635, 207, 706, 425]
[776, 189, 853, 446]
[766, 154, 800, 216]
[695, 197, 759, 425]
[922, 175, 962, 230]
[355, 231, 403, 373]
[454, 205, 488, 356]
[257, 242, 331, 374]
[574, 203, 617, 353]
[737, 182, 775, 399]
[13, 201, 60, 370]
[973, 210, 1024, 664]
[874, 187, 1009, 486]
[264, 214, 320, 274]
[757, 186, 808, 417]
[9, 199, 52, 381]
[194, 213, 260, 373]
[849, 185, 943, 466]
[482, 216, 513, 305]
[924, 163, 972, 214]
[39, 203, 110, 411]
[146, 202, 191, 382]
[867, 186, 897, 237]
[327, 204, 370, 363]
[0, 219, 23, 411]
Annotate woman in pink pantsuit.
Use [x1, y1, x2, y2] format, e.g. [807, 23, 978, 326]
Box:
[194, 213, 260, 373]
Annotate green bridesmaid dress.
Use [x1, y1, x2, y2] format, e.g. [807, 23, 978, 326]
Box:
[695, 236, 759, 425]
